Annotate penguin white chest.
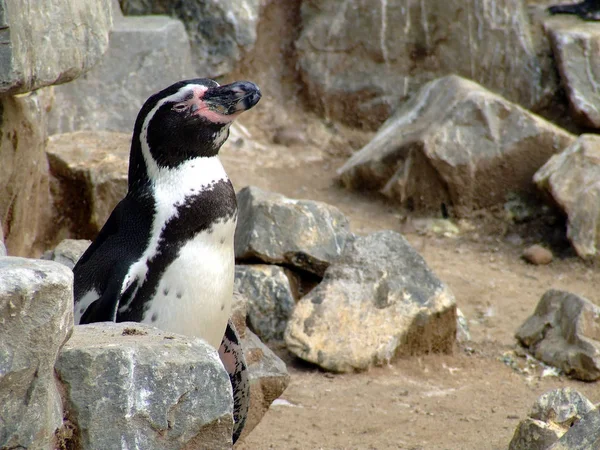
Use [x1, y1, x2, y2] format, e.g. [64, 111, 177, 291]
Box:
[141, 216, 237, 348]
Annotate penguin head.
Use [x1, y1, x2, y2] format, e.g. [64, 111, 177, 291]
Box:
[132, 78, 261, 175]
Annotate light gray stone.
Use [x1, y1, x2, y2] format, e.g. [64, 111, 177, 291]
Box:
[0, 257, 74, 450]
[297, 0, 559, 129]
[235, 186, 351, 276]
[56, 322, 233, 450]
[46, 131, 130, 240]
[510, 388, 597, 450]
[0, 219, 5, 256]
[0, 0, 111, 95]
[239, 329, 290, 442]
[48, 10, 195, 134]
[548, 408, 600, 450]
[534, 134, 600, 259]
[338, 75, 576, 216]
[285, 231, 457, 373]
[0, 89, 55, 257]
[119, 0, 260, 78]
[546, 16, 600, 128]
[41, 239, 92, 270]
[235, 264, 296, 342]
[516, 290, 600, 381]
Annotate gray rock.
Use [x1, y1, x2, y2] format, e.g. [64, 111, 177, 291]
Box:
[239, 329, 290, 442]
[516, 290, 600, 381]
[46, 131, 130, 240]
[0, 257, 74, 450]
[510, 388, 597, 450]
[234, 264, 296, 342]
[285, 231, 457, 373]
[56, 322, 233, 450]
[232, 288, 249, 340]
[338, 75, 575, 216]
[119, 0, 260, 78]
[0, 219, 5, 257]
[0, 0, 111, 95]
[534, 134, 600, 260]
[235, 186, 351, 276]
[547, 408, 600, 450]
[456, 308, 471, 343]
[297, 0, 559, 129]
[41, 239, 92, 270]
[0, 89, 55, 257]
[48, 9, 195, 134]
[546, 16, 600, 128]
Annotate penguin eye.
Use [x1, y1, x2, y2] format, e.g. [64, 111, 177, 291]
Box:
[172, 103, 188, 113]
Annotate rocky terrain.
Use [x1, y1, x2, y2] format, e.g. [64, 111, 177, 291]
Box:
[2, 0, 600, 449]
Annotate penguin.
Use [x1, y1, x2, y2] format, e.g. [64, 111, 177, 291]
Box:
[548, 0, 600, 20]
[72, 78, 261, 444]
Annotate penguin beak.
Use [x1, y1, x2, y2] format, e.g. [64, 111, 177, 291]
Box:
[201, 81, 262, 117]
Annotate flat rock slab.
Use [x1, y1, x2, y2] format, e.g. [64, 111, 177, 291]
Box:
[285, 230, 457, 373]
[546, 16, 600, 128]
[48, 10, 195, 134]
[297, 0, 558, 129]
[509, 388, 596, 450]
[42, 239, 92, 270]
[534, 134, 600, 259]
[56, 322, 233, 450]
[120, 0, 260, 78]
[239, 330, 290, 442]
[0, 257, 74, 450]
[338, 75, 575, 216]
[235, 264, 296, 342]
[235, 186, 351, 276]
[0, 0, 111, 95]
[516, 289, 600, 381]
[47, 131, 130, 240]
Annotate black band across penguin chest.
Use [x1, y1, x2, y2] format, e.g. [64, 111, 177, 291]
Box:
[117, 178, 237, 322]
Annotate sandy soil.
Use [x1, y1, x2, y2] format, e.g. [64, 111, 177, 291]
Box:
[221, 113, 600, 450]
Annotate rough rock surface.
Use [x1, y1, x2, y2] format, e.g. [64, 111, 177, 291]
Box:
[119, 0, 260, 77]
[516, 290, 600, 381]
[297, 0, 559, 129]
[56, 322, 233, 450]
[534, 134, 600, 260]
[239, 329, 290, 442]
[509, 388, 596, 450]
[235, 186, 351, 276]
[338, 75, 575, 216]
[0, 0, 112, 95]
[235, 264, 296, 342]
[546, 16, 600, 128]
[0, 89, 55, 257]
[41, 239, 92, 270]
[285, 231, 457, 372]
[0, 257, 74, 450]
[48, 4, 195, 134]
[547, 408, 600, 450]
[47, 131, 130, 241]
[0, 219, 5, 256]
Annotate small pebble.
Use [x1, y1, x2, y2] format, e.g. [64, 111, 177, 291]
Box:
[522, 244, 553, 265]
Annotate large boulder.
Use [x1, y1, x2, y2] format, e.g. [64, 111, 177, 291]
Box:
[46, 131, 130, 241]
[509, 388, 596, 450]
[119, 0, 260, 78]
[0, 0, 112, 95]
[0, 257, 74, 450]
[338, 75, 576, 216]
[297, 0, 559, 129]
[285, 231, 456, 373]
[0, 89, 55, 257]
[234, 264, 296, 342]
[48, 3, 195, 134]
[235, 186, 351, 276]
[534, 134, 600, 260]
[239, 329, 290, 442]
[545, 16, 600, 128]
[547, 408, 600, 450]
[516, 290, 600, 381]
[56, 322, 233, 450]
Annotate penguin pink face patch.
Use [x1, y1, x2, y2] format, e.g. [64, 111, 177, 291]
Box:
[172, 86, 242, 124]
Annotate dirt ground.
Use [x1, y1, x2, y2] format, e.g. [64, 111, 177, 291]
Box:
[221, 113, 600, 450]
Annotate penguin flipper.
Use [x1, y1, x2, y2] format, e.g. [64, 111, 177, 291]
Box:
[219, 320, 249, 444]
